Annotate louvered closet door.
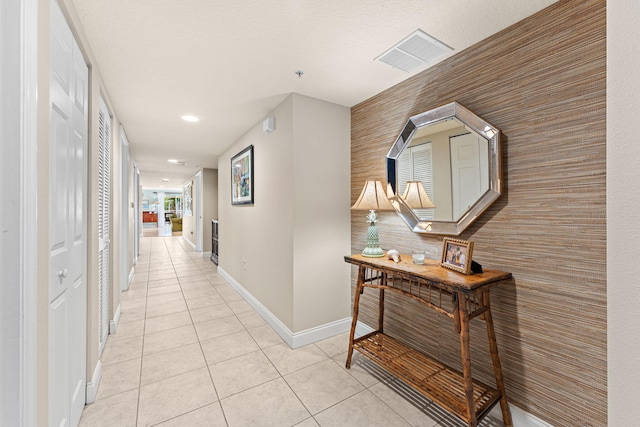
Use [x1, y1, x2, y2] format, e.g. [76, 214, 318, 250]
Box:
[397, 142, 435, 220]
[411, 144, 434, 220]
[98, 97, 111, 355]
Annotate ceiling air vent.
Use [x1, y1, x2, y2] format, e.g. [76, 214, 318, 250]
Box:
[376, 29, 453, 73]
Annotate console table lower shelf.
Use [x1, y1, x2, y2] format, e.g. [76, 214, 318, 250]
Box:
[353, 331, 501, 422]
[344, 254, 513, 427]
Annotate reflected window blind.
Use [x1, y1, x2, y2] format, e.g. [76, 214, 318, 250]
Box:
[398, 143, 434, 220]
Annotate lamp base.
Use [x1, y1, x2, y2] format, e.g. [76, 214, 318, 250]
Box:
[362, 222, 385, 257]
[362, 247, 385, 257]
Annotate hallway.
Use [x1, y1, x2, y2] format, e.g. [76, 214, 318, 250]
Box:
[78, 236, 500, 427]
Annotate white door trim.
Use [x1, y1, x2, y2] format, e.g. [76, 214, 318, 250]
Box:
[120, 127, 130, 291]
[195, 170, 203, 252]
[133, 164, 139, 263]
[20, 0, 39, 423]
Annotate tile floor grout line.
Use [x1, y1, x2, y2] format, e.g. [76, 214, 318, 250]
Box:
[173, 236, 231, 426]
[134, 269, 149, 427]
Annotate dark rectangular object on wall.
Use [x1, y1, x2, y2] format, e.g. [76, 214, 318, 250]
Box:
[211, 219, 219, 265]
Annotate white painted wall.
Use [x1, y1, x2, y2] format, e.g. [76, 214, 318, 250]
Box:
[219, 93, 351, 335]
[220, 95, 296, 328]
[607, 1, 640, 425]
[1, 1, 24, 424]
[291, 95, 351, 332]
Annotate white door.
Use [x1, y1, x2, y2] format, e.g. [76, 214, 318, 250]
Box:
[49, 1, 88, 426]
[450, 133, 489, 220]
[98, 98, 111, 355]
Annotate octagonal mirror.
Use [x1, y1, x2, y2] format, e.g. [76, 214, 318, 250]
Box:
[386, 102, 502, 235]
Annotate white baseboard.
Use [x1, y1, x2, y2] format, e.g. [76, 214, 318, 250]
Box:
[109, 303, 121, 334]
[355, 321, 375, 338]
[291, 317, 352, 348]
[122, 266, 135, 292]
[218, 267, 351, 348]
[85, 360, 102, 404]
[487, 403, 553, 427]
[182, 235, 196, 250]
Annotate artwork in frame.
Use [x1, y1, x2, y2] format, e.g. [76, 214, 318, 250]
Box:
[184, 181, 193, 216]
[142, 199, 149, 210]
[231, 145, 254, 205]
[441, 237, 474, 275]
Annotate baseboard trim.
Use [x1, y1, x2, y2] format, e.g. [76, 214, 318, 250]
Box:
[355, 321, 375, 338]
[487, 402, 553, 427]
[218, 267, 351, 348]
[85, 360, 102, 404]
[291, 317, 352, 348]
[122, 266, 135, 292]
[182, 235, 196, 250]
[109, 303, 121, 334]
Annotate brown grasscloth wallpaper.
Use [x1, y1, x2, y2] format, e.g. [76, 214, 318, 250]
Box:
[350, 1, 606, 425]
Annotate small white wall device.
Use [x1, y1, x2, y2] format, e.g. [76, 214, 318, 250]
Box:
[263, 116, 275, 134]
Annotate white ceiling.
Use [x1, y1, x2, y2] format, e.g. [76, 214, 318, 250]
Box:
[70, 0, 556, 190]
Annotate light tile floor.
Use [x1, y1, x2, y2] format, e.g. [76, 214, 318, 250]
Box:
[79, 236, 504, 427]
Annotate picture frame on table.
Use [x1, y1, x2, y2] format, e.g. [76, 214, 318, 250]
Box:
[441, 237, 474, 275]
[231, 145, 254, 205]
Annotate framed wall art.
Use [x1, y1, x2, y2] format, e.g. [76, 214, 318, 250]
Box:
[231, 145, 254, 205]
[184, 181, 193, 216]
[441, 237, 474, 274]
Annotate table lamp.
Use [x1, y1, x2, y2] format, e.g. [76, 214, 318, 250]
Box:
[351, 180, 394, 257]
[402, 181, 436, 209]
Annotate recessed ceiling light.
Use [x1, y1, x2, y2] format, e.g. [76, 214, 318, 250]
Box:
[168, 159, 178, 163]
[181, 115, 199, 122]
[162, 178, 169, 182]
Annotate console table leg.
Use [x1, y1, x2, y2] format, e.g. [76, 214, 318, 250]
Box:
[483, 292, 513, 426]
[346, 266, 366, 369]
[458, 292, 477, 427]
[378, 287, 385, 333]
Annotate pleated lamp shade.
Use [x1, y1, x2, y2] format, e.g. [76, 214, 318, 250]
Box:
[351, 180, 394, 211]
[401, 181, 436, 209]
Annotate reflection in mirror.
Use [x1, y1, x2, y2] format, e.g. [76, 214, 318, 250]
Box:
[387, 102, 502, 235]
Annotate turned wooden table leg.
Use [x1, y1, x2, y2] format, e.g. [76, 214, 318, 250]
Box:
[483, 291, 513, 426]
[346, 266, 366, 369]
[457, 292, 477, 427]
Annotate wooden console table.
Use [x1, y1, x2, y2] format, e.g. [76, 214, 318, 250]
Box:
[345, 254, 513, 427]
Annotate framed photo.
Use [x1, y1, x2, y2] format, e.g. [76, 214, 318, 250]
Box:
[441, 238, 474, 274]
[184, 181, 193, 216]
[231, 145, 254, 205]
[142, 199, 149, 210]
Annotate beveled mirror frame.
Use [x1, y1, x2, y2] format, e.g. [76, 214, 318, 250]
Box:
[386, 102, 502, 235]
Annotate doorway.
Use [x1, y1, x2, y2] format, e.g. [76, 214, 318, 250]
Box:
[49, 1, 89, 425]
